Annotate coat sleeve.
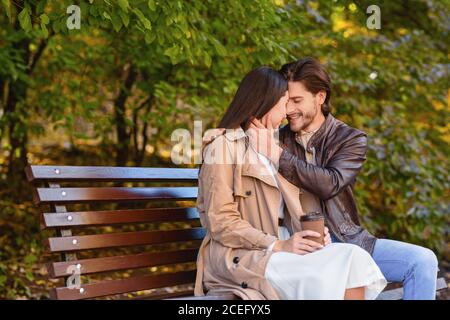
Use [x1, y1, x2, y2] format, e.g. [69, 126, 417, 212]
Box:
[278, 133, 368, 200]
[198, 138, 278, 250]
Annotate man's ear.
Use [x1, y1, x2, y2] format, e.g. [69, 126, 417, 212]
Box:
[316, 90, 326, 106]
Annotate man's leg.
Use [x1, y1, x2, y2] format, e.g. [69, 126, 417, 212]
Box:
[330, 234, 439, 299]
[371, 239, 439, 300]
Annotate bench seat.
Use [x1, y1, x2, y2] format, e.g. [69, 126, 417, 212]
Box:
[25, 165, 447, 300]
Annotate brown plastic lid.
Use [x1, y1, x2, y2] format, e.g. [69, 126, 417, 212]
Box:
[300, 211, 324, 222]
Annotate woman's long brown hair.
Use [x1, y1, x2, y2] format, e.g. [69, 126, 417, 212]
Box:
[218, 66, 287, 130]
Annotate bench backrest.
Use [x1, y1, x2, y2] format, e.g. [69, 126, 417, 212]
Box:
[25, 165, 202, 300]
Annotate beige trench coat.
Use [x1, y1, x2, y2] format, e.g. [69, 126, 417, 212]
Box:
[194, 128, 305, 299]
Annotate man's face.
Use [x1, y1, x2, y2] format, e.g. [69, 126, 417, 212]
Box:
[286, 81, 320, 133]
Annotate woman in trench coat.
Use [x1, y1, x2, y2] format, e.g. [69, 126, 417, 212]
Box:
[194, 67, 387, 300]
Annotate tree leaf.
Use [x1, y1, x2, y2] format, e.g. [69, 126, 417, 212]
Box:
[204, 53, 212, 68]
[24, 254, 37, 264]
[36, 0, 47, 14]
[40, 14, 49, 25]
[1, 0, 12, 22]
[40, 22, 48, 38]
[211, 38, 226, 56]
[148, 0, 156, 11]
[0, 275, 6, 286]
[133, 8, 151, 30]
[111, 13, 122, 32]
[119, 11, 130, 27]
[118, 0, 129, 12]
[144, 32, 156, 44]
[103, 12, 112, 20]
[18, 7, 32, 32]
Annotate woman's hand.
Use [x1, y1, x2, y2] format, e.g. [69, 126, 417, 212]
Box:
[272, 230, 324, 255]
[248, 116, 283, 164]
[272, 227, 332, 254]
[324, 226, 331, 246]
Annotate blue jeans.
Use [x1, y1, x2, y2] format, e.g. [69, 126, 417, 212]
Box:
[330, 234, 439, 300]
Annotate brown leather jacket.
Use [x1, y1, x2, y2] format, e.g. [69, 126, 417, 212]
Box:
[278, 114, 377, 255]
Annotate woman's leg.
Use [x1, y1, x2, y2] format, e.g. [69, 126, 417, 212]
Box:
[331, 234, 439, 299]
[344, 287, 365, 300]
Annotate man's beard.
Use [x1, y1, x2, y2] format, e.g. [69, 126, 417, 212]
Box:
[287, 105, 317, 132]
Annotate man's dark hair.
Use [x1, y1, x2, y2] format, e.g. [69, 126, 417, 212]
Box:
[280, 57, 332, 116]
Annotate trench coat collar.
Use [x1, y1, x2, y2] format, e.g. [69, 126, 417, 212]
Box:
[202, 126, 303, 234]
[241, 144, 279, 189]
[242, 143, 303, 231]
[211, 126, 277, 188]
[205, 127, 302, 213]
[224, 127, 247, 141]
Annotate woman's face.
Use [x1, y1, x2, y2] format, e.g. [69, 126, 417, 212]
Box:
[261, 90, 289, 128]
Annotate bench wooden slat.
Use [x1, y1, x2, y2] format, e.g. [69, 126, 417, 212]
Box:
[47, 248, 199, 278]
[42, 207, 199, 228]
[167, 293, 240, 300]
[436, 277, 447, 291]
[138, 290, 239, 300]
[136, 289, 196, 300]
[51, 270, 197, 300]
[25, 165, 199, 182]
[45, 228, 205, 252]
[34, 187, 198, 204]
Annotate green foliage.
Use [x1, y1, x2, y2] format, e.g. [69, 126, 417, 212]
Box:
[0, 199, 49, 299]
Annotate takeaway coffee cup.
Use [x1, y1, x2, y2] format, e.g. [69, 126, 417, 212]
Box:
[300, 212, 325, 245]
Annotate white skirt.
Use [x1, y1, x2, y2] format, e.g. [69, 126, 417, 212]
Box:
[264, 226, 387, 300]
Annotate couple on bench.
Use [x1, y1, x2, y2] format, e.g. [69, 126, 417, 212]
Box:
[193, 58, 439, 300]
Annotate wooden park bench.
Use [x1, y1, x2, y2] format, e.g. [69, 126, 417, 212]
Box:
[25, 165, 447, 300]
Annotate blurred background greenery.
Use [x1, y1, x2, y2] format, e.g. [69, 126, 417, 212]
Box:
[0, 0, 448, 299]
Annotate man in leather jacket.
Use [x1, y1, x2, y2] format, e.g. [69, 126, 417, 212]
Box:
[249, 57, 439, 300]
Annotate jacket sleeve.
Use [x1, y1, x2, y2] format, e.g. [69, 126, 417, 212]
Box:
[198, 138, 278, 250]
[278, 133, 368, 200]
